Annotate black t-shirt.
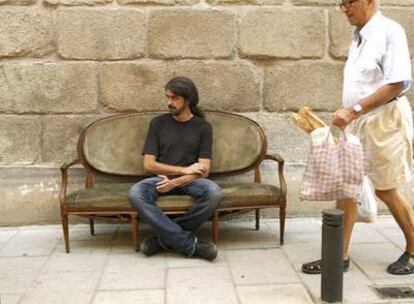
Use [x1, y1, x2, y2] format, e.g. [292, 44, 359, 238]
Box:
[142, 113, 212, 166]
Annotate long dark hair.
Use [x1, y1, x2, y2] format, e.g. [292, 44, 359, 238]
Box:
[165, 76, 204, 118]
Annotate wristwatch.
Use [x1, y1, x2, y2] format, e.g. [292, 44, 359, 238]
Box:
[352, 103, 363, 115]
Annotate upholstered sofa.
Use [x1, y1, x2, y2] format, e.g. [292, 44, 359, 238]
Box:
[59, 112, 287, 253]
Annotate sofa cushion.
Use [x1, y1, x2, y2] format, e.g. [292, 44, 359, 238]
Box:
[66, 182, 281, 212]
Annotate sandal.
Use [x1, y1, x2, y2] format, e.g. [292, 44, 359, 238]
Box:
[302, 258, 350, 274]
[386, 251, 414, 275]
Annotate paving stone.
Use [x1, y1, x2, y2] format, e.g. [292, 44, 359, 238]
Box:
[375, 229, 405, 251]
[218, 221, 280, 250]
[166, 249, 227, 268]
[351, 243, 406, 280]
[0, 294, 23, 304]
[351, 224, 391, 244]
[0, 230, 61, 257]
[53, 240, 113, 257]
[167, 267, 238, 304]
[267, 218, 322, 234]
[93, 290, 165, 304]
[42, 254, 108, 273]
[99, 254, 166, 289]
[20, 272, 99, 304]
[227, 249, 300, 285]
[237, 284, 313, 304]
[0, 257, 47, 294]
[0, 230, 17, 244]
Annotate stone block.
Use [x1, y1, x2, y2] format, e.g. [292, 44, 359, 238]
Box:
[100, 62, 170, 112]
[0, 0, 36, 4]
[207, 0, 283, 4]
[100, 61, 260, 112]
[148, 9, 236, 59]
[328, 9, 353, 59]
[44, 0, 112, 4]
[169, 61, 261, 112]
[291, 0, 334, 5]
[264, 62, 344, 112]
[0, 116, 41, 164]
[0, 8, 54, 58]
[118, 0, 174, 4]
[58, 9, 146, 60]
[381, 0, 414, 5]
[42, 115, 103, 164]
[240, 8, 325, 59]
[0, 62, 98, 113]
[382, 8, 414, 57]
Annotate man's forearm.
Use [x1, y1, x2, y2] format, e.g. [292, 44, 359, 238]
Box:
[172, 174, 202, 187]
[358, 83, 404, 114]
[145, 160, 186, 176]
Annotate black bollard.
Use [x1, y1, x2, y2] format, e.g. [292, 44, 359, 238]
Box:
[321, 209, 344, 303]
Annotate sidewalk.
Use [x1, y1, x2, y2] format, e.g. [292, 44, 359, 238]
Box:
[0, 216, 413, 304]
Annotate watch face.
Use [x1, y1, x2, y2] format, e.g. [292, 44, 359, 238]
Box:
[353, 104, 362, 113]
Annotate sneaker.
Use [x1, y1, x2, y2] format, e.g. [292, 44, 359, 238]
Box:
[193, 240, 217, 261]
[140, 237, 164, 256]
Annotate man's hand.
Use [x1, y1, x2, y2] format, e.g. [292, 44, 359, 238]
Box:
[156, 175, 177, 193]
[183, 163, 207, 176]
[332, 107, 358, 129]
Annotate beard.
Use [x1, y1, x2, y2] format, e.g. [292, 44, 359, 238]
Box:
[168, 104, 186, 116]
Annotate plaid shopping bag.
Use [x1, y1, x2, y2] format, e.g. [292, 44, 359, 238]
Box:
[300, 131, 364, 201]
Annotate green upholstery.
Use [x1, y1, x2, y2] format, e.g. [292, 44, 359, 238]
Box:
[81, 112, 265, 176]
[66, 182, 281, 211]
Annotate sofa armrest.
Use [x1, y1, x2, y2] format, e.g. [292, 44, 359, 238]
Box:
[59, 159, 82, 208]
[263, 153, 287, 198]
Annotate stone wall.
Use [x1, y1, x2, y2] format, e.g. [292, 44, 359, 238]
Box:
[1, 0, 414, 225]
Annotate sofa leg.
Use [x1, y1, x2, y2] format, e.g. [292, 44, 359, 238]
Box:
[89, 217, 95, 236]
[255, 209, 260, 230]
[212, 212, 219, 244]
[279, 206, 286, 246]
[61, 214, 70, 253]
[131, 214, 139, 252]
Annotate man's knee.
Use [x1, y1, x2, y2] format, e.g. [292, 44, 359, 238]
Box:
[204, 180, 223, 207]
[375, 188, 396, 203]
[128, 178, 159, 208]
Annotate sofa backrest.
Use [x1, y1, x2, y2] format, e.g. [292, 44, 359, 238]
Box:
[78, 112, 267, 178]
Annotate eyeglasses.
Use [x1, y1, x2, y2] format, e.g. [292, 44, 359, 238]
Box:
[339, 0, 359, 9]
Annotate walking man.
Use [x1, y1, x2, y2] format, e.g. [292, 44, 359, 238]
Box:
[302, 0, 414, 274]
[128, 76, 223, 261]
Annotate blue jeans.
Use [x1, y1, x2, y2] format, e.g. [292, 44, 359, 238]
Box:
[128, 177, 223, 256]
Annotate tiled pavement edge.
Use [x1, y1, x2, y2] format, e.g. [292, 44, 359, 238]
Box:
[0, 217, 413, 304]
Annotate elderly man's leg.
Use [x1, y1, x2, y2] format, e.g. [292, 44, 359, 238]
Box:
[336, 198, 358, 259]
[375, 188, 414, 275]
[302, 198, 356, 274]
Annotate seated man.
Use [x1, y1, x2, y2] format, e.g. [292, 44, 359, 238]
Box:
[128, 76, 223, 261]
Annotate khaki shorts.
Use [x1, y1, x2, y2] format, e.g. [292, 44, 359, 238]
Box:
[347, 96, 413, 190]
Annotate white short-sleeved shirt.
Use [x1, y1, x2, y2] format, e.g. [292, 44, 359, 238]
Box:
[342, 12, 412, 107]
